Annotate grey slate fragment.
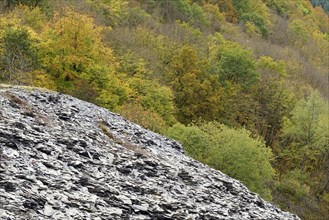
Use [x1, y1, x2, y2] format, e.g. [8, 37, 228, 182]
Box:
[0, 86, 300, 220]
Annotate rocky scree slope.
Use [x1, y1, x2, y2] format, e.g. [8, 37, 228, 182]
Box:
[0, 86, 299, 220]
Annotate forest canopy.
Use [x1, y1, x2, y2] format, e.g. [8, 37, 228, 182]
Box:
[0, 0, 328, 219]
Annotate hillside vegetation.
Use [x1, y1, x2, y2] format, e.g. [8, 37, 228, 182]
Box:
[0, 0, 328, 219]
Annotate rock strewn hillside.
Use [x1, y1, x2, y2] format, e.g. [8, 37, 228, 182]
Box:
[0, 86, 299, 220]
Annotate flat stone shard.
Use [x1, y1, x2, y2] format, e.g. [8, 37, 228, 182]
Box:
[0, 86, 300, 220]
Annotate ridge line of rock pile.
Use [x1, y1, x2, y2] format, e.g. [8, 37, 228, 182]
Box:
[0, 86, 299, 220]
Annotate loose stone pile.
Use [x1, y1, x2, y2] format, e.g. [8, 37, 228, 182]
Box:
[0, 85, 299, 219]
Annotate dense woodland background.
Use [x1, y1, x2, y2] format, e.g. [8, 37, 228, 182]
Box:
[0, 0, 328, 219]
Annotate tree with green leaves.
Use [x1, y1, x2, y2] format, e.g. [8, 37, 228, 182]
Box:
[281, 91, 329, 173]
[252, 56, 295, 149]
[166, 45, 222, 124]
[165, 123, 210, 161]
[263, 0, 290, 16]
[0, 27, 39, 84]
[166, 122, 275, 200]
[85, 0, 128, 27]
[241, 12, 269, 37]
[273, 91, 329, 219]
[40, 8, 119, 102]
[125, 75, 176, 126]
[208, 33, 259, 88]
[219, 46, 259, 87]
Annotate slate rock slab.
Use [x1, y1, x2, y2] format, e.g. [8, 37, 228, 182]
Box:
[0, 85, 300, 220]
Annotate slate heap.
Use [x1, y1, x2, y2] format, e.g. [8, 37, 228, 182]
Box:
[0, 85, 299, 220]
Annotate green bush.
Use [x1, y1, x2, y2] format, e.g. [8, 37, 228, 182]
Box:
[166, 122, 275, 200]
